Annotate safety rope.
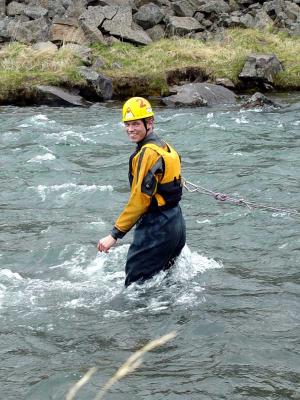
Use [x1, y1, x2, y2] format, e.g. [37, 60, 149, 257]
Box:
[182, 178, 299, 215]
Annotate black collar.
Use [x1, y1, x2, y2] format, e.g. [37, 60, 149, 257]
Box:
[137, 132, 164, 149]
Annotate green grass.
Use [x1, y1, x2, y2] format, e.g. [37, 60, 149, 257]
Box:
[92, 28, 300, 93]
[0, 28, 299, 101]
[0, 42, 85, 101]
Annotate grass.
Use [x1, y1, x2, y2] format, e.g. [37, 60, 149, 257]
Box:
[0, 28, 299, 102]
[93, 28, 300, 93]
[0, 42, 85, 101]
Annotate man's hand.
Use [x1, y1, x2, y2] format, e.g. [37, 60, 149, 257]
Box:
[97, 235, 117, 253]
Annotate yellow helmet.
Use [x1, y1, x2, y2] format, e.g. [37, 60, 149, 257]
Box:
[122, 97, 154, 122]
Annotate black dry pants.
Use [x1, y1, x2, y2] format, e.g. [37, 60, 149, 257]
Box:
[125, 205, 186, 287]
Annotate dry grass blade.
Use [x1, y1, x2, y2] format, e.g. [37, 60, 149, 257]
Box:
[65, 367, 98, 400]
[93, 331, 177, 400]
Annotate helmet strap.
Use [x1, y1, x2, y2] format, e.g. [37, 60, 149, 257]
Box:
[142, 118, 148, 131]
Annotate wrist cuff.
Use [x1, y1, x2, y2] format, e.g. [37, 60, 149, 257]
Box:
[111, 226, 126, 239]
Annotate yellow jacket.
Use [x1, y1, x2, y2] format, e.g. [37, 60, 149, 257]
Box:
[111, 133, 182, 239]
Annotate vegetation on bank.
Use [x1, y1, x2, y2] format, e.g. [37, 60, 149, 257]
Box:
[0, 28, 299, 101]
[0, 44, 85, 102]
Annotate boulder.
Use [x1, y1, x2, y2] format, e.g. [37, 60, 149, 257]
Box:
[252, 9, 274, 28]
[0, 0, 5, 16]
[35, 85, 91, 106]
[65, 0, 88, 18]
[133, 3, 164, 29]
[241, 92, 281, 109]
[8, 17, 50, 43]
[99, 0, 135, 5]
[8, 2, 48, 19]
[162, 82, 236, 107]
[101, 6, 152, 45]
[0, 16, 11, 41]
[92, 56, 105, 70]
[216, 78, 235, 89]
[166, 16, 203, 36]
[78, 5, 114, 44]
[198, 0, 230, 15]
[31, 41, 58, 53]
[284, 1, 300, 21]
[7, 1, 25, 16]
[79, 5, 116, 29]
[43, 0, 68, 19]
[239, 53, 283, 84]
[172, 0, 200, 17]
[24, 5, 48, 19]
[263, 0, 285, 19]
[50, 18, 87, 44]
[79, 6, 152, 44]
[78, 66, 113, 101]
[146, 24, 165, 41]
[225, 10, 272, 29]
[61, 43, 92, 65]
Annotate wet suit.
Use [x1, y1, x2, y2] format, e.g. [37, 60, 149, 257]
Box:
[111, 133, 186, 287]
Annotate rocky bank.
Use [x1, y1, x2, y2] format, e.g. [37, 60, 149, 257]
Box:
[0, 0, 299, 106]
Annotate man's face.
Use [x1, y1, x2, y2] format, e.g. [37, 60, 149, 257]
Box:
[124, 119, 151, 143]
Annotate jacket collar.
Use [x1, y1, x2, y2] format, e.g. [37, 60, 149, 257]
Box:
[137, 132, 163, 149]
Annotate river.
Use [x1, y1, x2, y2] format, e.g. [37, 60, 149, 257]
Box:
[0, 94, 299, 400]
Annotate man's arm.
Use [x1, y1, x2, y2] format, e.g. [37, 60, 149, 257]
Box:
[97, 148, 161, 252]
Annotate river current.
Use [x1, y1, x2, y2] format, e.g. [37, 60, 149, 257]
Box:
[0, 94, 299, 400]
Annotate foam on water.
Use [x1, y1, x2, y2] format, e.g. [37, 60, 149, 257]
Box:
[27, 153, 56, 163]
[0, 244, 222, 316]
[44, 130, 95, 144]
[234, 115, 249, 124]
[30, 114, 55, 125]
[31, 183, 113, 202]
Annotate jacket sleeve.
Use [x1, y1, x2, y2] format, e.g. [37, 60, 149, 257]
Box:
[111, 147, 161, 239]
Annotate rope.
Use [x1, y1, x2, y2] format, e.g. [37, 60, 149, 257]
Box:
[182, 178, 299, 215]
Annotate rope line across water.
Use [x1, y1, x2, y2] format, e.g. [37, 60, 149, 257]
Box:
[182, 178, 299, 216]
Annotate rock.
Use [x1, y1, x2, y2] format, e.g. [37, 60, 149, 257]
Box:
[78, 66, 113, 101]
[44, 0, 68, 19]
[252, 9, 274, 29]
[162, 82, 236, 107]
[172, 0, 200, 17]
[50, 18, 87, 44]
[133, 3, 164, 29]
[8, 17, 50, 43]
[0, 0, 5, 16]
[24, 5, 48, 19]
[7, 1, 26, 16]
[99, 0, 135, 5]
[199, 0, 230, 15]
[78, 5, 113, 44]
[65, 0, 88, 18]
[92, 56, 105, 70]
[216, 78, 235, 89]
[31, 41, 58, 53]
[263, 0, 284, 19]
[61, 43, 92, 65]
[0, 17, 11, 41]
[35, 85, 91, 106]
[146, 24, 165, 41]
[284, 1, 300, 21]
[239, 53, 283, 84]
[166, 16, 203, 36]
[101, 6, 152, 45]
[241, 92, 281, 109]
[79, 6, 152, 44]
[79, 5, 114, 30]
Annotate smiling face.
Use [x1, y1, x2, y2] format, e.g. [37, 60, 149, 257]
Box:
[124, 118, 153, 143]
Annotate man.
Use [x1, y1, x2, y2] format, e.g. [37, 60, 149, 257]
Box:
[97, 97, 186, 287]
